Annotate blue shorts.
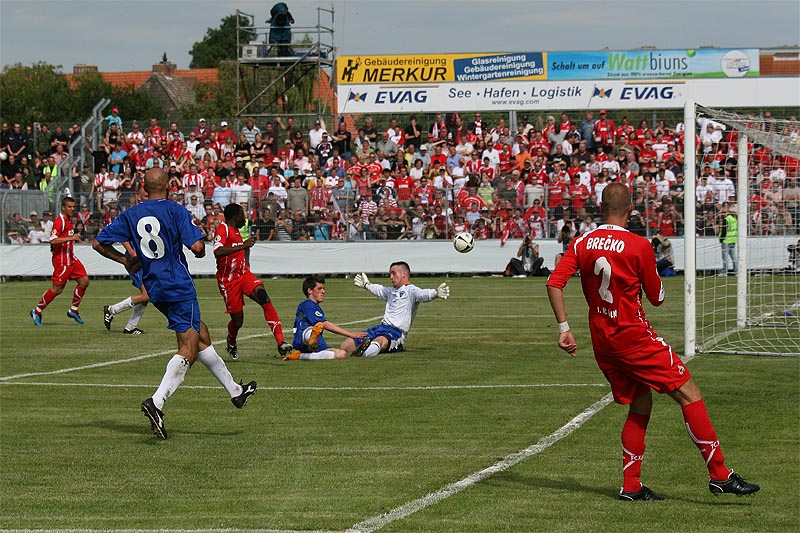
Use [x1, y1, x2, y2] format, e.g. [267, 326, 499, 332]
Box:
[363, 324, 406, 353]
[153, 299, 201, 333]
[130, 270, 143, 290]
[364, 324, 404, 342]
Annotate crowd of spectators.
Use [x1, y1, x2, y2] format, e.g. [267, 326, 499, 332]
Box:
[3, 109, 798, 245]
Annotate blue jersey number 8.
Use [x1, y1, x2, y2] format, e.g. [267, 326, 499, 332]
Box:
[137, 216, 166, 259]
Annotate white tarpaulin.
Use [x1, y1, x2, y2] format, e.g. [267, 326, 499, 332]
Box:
[1, 237, 796, 277]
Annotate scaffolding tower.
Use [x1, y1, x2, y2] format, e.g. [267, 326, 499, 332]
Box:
[235, 6, 335, 130]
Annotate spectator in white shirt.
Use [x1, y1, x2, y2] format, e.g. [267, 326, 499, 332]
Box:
[230, 174, 252, 205]
[186, 194, 206, 222]
[308, 119, 326, 151]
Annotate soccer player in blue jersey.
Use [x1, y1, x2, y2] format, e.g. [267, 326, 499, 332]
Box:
[343, 262, 450, 357]
[103, 242, 149, 334]
[282, 274, 368, 361]
[93, 168, 256, 440]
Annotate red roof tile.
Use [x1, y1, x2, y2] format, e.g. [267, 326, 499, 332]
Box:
[66, 68, 219, 89]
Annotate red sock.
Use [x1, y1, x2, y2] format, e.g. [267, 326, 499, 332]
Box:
[682, 399, 730, 481]
[227, 321, 239, 344]
[262, 302, 284, 344]
[36, 289, 57, 312]
[71, 286, 86, 310]
[621, 411, 650, 492]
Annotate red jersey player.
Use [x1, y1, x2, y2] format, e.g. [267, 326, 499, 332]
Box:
[214, 203, 293, 359]
[31, 196, 90, 326]
[546, 182, 759, 501]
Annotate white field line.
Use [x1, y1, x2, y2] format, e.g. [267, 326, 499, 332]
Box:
[0, 529, 334, 533]
[346, 353, 698, 532]
[0, 316, 383, 382]
[0, 382, 607, 391]
[347, 393, 615, 533]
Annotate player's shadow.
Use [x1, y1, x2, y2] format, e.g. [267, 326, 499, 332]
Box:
[80, 419, 242, 439]
[488, 471, 611, 498]
[227, 358, 284, 366]
[78, 419, 150, 436]
[489, 472, 754, 505]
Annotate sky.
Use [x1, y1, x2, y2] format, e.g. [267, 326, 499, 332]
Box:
[1, 0, 799, 73]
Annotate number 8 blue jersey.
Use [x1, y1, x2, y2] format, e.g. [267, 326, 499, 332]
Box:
[97, 199, 205, 303]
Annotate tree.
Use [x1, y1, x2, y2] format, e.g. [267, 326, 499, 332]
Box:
[185, 61, 239, 119]
[72, 71, 114, 117]
[189, 14, 255, 69]
[111, 84, 164, 124]
[0, 63, 75, 125]
[0, 62, 165, 130]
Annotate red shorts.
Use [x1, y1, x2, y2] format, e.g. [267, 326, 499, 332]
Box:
[595, 338, 691, 405]
[51, 260, 88, 286]
[217, 272, 263, 314]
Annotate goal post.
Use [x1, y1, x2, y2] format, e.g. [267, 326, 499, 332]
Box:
[685, 101, 698, 357]
[685, 102, 800, 357]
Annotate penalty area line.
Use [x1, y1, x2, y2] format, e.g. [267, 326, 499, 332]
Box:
[347, 393, 615, 533]
[0, 315, 383, 382]
[0, 528, 336, 533]
[347, 353, 700, 532]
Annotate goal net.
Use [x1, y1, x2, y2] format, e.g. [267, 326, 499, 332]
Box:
[686, 104, 800, 357]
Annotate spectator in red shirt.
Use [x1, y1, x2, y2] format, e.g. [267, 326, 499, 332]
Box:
[414, 176, 436, 207]
[592, 110, 616, 152]
[216, 121, 236, 146]
[569, 180, 591, 212]
[459, 187, 487, 212]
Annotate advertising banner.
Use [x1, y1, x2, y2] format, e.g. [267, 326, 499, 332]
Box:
[338, 77, 799, 113]
[547, 49, 760, 80]
[337, 49, 760, 86]
[337, 52, 547, 85]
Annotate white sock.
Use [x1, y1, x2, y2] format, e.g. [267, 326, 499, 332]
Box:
[110, 296, 134, 315]
[300, 350, 336, 360]
[126, 303, 146, 330]
[152, 355, 190, 409]
[197, 345, 242, 398]
[363, 342, 381, 357]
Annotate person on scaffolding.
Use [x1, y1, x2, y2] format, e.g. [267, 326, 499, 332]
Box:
[267, 3, 294, 57]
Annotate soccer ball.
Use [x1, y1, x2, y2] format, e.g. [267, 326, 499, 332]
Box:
[0, 151, 7, 161]
[453, 232, 475, 253]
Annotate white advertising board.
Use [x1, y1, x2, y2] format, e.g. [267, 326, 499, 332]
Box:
[338, 77, 800, 113]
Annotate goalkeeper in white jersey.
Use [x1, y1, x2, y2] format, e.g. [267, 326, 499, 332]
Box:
[344, 261, 450, 357]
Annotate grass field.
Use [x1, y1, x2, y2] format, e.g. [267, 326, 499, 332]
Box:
[0, 276, 798, 532]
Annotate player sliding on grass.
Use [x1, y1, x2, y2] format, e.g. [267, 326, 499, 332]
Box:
[283, 275, 368, 360]
[546, 182, 759, 501]
[93, 168, 256, 440]
[213, 202, 293, 359]
[341, 261, 449, 357]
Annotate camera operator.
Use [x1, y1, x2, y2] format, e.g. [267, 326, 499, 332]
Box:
[651, 230, 676, 276]
[554, 219, 575, 268]
[504, 234, 546, 277]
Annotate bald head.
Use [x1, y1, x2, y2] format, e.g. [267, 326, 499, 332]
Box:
[600, 182, 632, 220]
[144, 168, 169, 197]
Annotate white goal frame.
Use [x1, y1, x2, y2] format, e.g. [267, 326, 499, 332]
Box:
[684, 101, 800, 357]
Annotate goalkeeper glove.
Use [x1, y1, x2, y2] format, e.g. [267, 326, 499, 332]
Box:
[354, 272, 370, 289]
[436, 282, 450, 300]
